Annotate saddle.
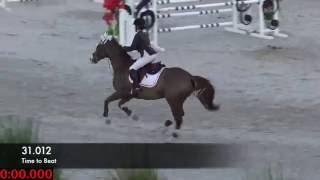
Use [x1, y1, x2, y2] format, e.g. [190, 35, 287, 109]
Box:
[136, 62, 166, 83]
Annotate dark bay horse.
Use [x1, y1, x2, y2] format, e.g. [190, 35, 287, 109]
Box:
[90, 36, 219, 136]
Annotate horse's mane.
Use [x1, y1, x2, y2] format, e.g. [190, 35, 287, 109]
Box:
[112, 38, 133, 62]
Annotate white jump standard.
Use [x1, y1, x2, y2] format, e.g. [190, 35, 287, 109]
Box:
[225, 0, 288, 39]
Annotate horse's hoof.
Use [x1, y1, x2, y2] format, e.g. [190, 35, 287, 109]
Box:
[105, 118, 111, 125]
[131, 114, 139, 121]
[212, 104, 220, 111]
[165, 120, 173, 127]
[172, 132, 179, 138]
[122, 107, 132, 116]
[103, 112, 108, 117]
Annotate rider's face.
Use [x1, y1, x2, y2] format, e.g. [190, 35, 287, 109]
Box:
[135, 26, 142, 32]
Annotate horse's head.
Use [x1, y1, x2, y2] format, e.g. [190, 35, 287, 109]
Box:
[90, 33, 120, 64]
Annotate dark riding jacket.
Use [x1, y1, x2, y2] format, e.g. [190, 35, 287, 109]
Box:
[123, 30, 156, 57]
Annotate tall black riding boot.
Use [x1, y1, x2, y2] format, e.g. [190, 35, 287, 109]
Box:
[129, 69, 141, 95]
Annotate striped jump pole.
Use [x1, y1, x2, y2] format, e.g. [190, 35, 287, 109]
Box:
[157, 0, 201, 5]
[158, 21, 233, 33]
[158, 0, 259, 12]
[157, 8, 232, 18]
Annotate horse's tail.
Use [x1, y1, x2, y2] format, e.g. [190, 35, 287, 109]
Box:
[191, 76, 220, 111]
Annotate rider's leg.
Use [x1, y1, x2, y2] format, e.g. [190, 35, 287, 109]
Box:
[129, 53, 157, 70]
[129, 53, 157, 94]
[129, 68, 140, 92]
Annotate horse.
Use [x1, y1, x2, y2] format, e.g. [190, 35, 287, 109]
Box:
[90, 35, 219, 137]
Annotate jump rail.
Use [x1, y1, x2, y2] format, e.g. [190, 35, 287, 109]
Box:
[157, 0, 201, 5]
[157, 8, 232, 18]
[158, 0, 259, 12]
[158, 21, 233, 32]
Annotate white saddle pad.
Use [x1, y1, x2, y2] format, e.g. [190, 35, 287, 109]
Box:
[129, 67, 165, 88]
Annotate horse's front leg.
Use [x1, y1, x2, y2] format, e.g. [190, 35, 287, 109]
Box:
[103, 91, 122, 117]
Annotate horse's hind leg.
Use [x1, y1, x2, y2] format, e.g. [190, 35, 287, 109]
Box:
[118, 97, 133, 116]
[166, 98, 185, 130]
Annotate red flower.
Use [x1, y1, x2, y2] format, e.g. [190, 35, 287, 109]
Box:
[103, 11, 114, 24]
[103, 0, 125, 9]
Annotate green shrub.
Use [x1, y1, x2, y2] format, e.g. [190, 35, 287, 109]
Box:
[0, 115, 39, 143]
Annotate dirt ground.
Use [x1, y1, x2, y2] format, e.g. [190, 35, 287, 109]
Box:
[1, 0, 320, 179]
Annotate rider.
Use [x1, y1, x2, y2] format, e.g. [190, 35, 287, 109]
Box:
[124, 18, 162, 95]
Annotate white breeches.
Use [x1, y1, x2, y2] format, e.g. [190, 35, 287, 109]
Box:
[128, 42, 164, 70]
[127, 42, 165, 60]
[127, 50, 141, 60]
[129, 51, 158, 70]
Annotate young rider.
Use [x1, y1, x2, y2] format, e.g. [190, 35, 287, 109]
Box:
[124, 18, 163, 95]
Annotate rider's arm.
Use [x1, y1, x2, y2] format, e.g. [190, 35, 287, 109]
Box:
[123, 33, 140, 51]
[150, 42, 165, 52]
[141, 33, 157, 55]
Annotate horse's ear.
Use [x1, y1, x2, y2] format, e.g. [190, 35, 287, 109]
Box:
[100, 32, 114, 44]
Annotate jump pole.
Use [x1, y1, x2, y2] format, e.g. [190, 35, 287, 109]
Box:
[157, 8, 232, 18]
[158, 22, 233, 32]
[157, 0, 202, 5]
[157, 0, 259, 12]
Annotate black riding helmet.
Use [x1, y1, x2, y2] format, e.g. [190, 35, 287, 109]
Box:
[133, 18, 145, 30]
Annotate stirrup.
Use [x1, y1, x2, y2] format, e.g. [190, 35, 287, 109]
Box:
[130, 85, 142, 95]
[130, 86, 141, 95]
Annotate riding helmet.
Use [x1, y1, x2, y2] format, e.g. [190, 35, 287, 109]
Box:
[133, 18, 145, 29]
